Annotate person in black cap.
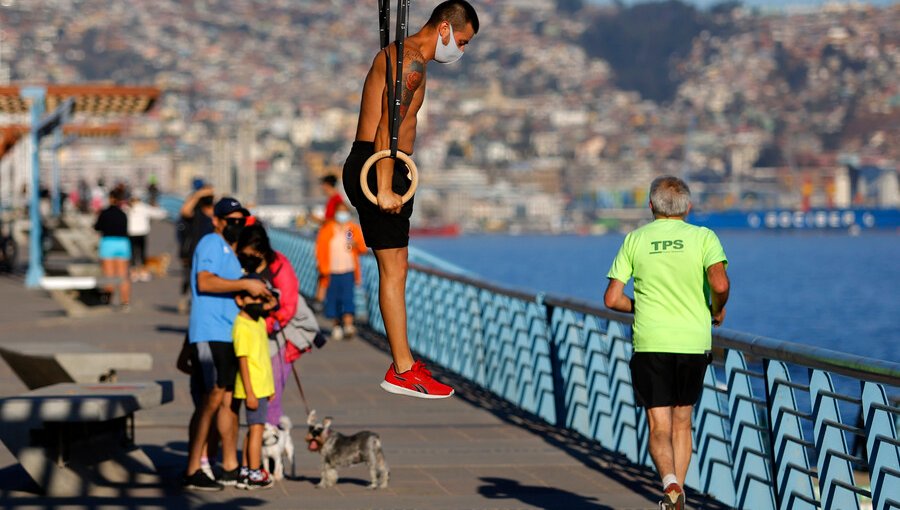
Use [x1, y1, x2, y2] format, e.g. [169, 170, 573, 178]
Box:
[183, 196, 272, 491]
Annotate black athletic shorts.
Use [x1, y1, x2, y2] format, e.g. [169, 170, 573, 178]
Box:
[190, 341, 238, 393]
[629, 352, 712, 408]
[342, 141, 415, 250]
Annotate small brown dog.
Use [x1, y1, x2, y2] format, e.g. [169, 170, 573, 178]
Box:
[133, 253, 171, 282]
[142, 253, 171, 278]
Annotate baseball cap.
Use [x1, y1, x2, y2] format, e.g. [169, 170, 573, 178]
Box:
[213, 197, 250, 218]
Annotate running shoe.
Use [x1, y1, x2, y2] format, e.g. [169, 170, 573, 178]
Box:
[380, 361, 454, 399]
[183, 470, 223, 492]
[331, 326, 344, 341]
[659, 483, 685, 510]
[218, 466, 241, 487]
[235, 466, 251, 489]
[242, 469, 274, 490]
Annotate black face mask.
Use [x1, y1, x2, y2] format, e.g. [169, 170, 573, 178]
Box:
[239, 255, 263, 274]
[243, 302, 267, 321]
[222, 223, 244, 244]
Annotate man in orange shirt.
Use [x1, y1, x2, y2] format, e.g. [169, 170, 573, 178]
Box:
[316, 203, 367, 340]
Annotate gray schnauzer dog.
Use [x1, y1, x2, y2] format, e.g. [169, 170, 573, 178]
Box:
[305, 410, 389, 489]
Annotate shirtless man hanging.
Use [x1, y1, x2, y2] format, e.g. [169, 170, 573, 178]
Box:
[342, 0, 480, 399]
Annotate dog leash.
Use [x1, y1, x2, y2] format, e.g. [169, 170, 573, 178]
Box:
[276, 328, 312, 416]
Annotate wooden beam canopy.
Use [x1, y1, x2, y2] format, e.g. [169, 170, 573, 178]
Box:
[0, 85, 159, 116]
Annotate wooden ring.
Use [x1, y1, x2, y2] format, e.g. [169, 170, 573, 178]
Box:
[359, 149, 419, 206]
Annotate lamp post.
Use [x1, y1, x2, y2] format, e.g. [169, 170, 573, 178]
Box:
[21, 87, 46, 288]
[19, 88, 75, 288]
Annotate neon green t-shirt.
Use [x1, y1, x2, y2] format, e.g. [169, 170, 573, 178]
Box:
[607, 219, 727, 354]
[233, 314, 275, 399]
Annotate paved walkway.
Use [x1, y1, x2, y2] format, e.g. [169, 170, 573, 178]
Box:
[0, 226, 728, 510]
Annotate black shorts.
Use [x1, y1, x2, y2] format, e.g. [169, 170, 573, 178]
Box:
[629, 352, 712, 408]
[190, 341, 238, 393]
[342, 141, 415, 250]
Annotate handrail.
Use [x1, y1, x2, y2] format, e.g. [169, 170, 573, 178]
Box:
[408, 260, 900, 386]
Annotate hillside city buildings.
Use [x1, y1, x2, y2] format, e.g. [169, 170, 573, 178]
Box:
[0, 0, 897, 232]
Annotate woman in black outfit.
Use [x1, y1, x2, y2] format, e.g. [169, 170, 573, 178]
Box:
[94, 186, 131, 309]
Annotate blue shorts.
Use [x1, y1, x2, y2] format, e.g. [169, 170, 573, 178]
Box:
[233, 396, 269, 426]
[99, 237, 132, 260]
[325, 272, 356, 319]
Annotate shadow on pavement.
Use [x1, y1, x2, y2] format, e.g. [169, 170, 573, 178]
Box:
[0, 463, 40, 493]
[0, 495, 266, 510]
[358, 327, 731, 510]
[479, 476, 613, 510]
[154, 325, 188, 335]
[0, 441, 268, 510]
[154, 304, 183, 315]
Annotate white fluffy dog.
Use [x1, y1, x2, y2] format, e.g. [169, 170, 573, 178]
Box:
[262, 415, 295, 481]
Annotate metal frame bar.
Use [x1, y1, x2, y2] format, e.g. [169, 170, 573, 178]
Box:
[19, 91, 76, 287]
[377, 0, 410, 159]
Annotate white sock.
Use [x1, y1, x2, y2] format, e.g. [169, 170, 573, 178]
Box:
[662, 474, 679, 490]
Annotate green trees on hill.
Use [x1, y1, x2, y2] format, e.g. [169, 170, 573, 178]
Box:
[578, 0, 736, 103]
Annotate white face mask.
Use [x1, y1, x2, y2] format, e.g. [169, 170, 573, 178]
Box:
[434, 23, 464, 64]
[335, 211, 351, 224]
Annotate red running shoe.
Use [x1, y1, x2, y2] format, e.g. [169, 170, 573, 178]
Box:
[380, 361, 454, 399]
[659, 483, 685, 510]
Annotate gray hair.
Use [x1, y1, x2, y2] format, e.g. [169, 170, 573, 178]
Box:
[649, 176, 691, 217]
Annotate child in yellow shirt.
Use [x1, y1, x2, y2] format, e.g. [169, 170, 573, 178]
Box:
[233, 281, 278, 489]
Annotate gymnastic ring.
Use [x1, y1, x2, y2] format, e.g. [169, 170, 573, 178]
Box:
[359, 149, 419, 206]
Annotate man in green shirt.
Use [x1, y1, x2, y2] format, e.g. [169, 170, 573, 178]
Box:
[604, 175, 730, 510]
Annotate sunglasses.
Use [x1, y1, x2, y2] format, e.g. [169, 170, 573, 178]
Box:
[224, 217, 246, 226]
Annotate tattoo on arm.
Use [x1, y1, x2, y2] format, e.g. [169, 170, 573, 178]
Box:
[399, 51, 425, 120]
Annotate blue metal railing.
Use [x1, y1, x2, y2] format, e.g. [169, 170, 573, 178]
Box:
[269, 229, 899, 510]
[159, 196, 898, 510]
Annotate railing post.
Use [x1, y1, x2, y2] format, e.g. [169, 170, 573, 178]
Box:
[544, 300, 569, 429]
[765, 360, 816, 510]
[603, 320, 640, 464]
[862, 382, 900, 510]
[726, 350, 776, 509]
[810, 370, 860, 510]
[690, 362, 735, 505]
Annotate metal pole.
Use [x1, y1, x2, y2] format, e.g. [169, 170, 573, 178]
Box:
[51, 126, 61, 218]
[21, 86, 46, 288]
[388, 0, 409, 158]
[378, 0, 390, 50]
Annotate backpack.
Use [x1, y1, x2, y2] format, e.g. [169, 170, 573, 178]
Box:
[276, 295, 327, 360]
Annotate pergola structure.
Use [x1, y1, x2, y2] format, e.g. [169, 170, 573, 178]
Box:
[0, 84, 159, 287]
[0, 124, 125, 159]
[0, 85, 158, 117]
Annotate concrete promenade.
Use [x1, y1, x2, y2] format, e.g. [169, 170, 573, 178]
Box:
[0, 228, 729, 510]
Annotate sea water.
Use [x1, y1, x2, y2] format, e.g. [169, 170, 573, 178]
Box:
[411, 231, 900, 362]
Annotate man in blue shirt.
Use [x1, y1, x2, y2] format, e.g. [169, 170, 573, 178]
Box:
[184, 197, 271, 491]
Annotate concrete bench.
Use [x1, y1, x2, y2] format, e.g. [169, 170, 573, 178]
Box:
[0, 341, 153, 390]
[0, 380, 173, 496]
[52, 228, 99, 261]
[40, 276, 121, 317]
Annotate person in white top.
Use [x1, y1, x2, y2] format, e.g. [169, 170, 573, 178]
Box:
[126, 193, 168, 268]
